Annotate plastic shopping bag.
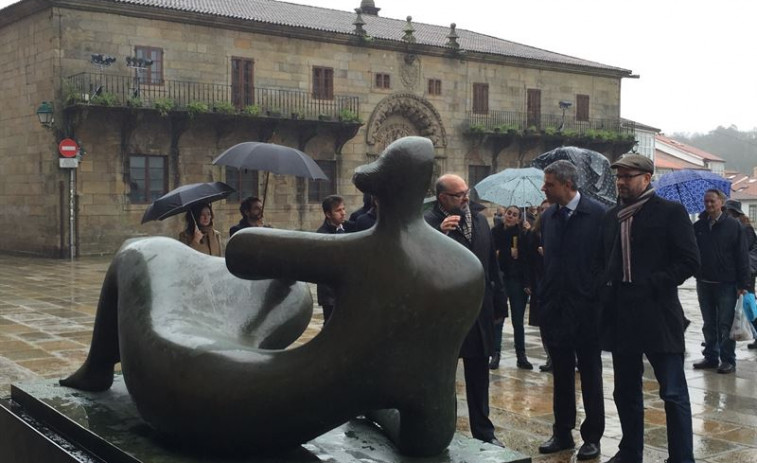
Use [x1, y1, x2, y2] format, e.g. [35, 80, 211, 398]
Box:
[730, 294, 755, 341]
[743, 292, 757, 322]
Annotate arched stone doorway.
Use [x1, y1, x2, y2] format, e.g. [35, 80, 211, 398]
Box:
[365, 93, 448, 187]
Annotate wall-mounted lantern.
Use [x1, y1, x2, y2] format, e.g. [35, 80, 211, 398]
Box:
[36, 101, 55, 128]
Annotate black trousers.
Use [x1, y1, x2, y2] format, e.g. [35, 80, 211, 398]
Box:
[462, 356, 495, 442]
[322, 304, 333, 323]
[547, 344, 605, 444]
[612, 352, 694, 463]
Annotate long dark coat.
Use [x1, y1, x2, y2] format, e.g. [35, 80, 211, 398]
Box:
[425, 203, 507, 358]
[596, 194, 700, 354]
[524, 227, 544, 326]
[315, 219, 356, 306]
[539, 195, 606, 347]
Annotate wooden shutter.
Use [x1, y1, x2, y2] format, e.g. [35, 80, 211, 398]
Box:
[527, 88, 541, 128]
[577, 94, 590, 121]
[473, 83, 489, 114]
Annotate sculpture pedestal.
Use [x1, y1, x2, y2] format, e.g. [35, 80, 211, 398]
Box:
[0, 376, 530, 463]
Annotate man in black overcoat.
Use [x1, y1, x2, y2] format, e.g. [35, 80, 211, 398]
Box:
[597, 155, 699, 463]
[424, 173, 506, 447]
[537, 160, 605, 461]
[316, 195, 355, 324]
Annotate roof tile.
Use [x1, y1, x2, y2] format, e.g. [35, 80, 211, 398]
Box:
[115, 0, 630, 73]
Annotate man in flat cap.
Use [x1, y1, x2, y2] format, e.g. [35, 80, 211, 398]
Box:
[596, 154, 699, 463]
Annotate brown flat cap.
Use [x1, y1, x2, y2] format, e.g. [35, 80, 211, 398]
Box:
[610, 154, 654, 174]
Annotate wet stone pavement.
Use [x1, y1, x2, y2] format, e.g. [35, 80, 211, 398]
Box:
[1, 254, 756, 463]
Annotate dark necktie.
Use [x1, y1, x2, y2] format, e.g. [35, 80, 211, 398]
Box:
[559, 207, 571, 222]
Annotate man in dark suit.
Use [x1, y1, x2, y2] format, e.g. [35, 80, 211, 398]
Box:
[597, 155, 699, 463]
[537, 160, 605, 461]
[424, 173, 506, 447]
[316, 195, 355, 324]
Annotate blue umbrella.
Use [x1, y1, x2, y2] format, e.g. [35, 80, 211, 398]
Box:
[473, 167, 545, 207]
[654, 169, 731, 214]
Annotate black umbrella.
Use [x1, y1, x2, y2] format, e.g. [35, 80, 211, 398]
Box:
[530, 146, 616, 206]
[141, 181, 235, 224]
[212, 142, 329, 211]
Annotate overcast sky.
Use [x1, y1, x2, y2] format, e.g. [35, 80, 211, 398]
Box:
[3, 0, 754, 134]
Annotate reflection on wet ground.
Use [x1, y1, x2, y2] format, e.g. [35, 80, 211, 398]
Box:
[0, 254, 755, 462]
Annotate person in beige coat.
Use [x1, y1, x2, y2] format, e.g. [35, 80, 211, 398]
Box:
[178, 203, 222, 256]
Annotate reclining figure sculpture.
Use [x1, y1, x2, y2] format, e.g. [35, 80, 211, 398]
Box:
[60, 136, 485, 457]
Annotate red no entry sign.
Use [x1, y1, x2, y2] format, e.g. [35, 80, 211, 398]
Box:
[58, 138, 79, 158]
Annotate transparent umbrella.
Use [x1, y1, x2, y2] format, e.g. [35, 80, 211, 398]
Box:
[473, 167, 546, 207]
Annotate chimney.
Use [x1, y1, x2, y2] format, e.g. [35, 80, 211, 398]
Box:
[360, 0, 380, 16]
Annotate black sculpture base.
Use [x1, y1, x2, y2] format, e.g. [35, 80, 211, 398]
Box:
[0, 377, 530, 463]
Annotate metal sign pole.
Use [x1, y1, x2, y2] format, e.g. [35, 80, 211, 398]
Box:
[69, 168, 76, 260]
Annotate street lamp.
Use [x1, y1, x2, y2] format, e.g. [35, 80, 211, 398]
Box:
[36, 101, 54, 128]
[126, 56, 153, 98]
[558, 100, 572, 132]
[91, 54, 116, 97]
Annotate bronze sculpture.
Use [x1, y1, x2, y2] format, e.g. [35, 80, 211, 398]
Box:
[60, 136, 485, 457]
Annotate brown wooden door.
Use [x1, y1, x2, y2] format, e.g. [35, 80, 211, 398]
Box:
[527, 88, 541, 128]
[231, 58, 254, 108]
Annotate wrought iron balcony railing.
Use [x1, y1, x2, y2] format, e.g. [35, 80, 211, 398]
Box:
[64, 73, 360, 120]
[467, 110, 634, 137]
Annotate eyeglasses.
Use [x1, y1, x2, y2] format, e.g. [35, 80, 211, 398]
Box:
[442, 189, 469, 199]
[614, 172, 646, 181]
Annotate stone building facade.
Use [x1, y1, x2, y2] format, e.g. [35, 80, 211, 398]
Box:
[0, 0, 634, 257]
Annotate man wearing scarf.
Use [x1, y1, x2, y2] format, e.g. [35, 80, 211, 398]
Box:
[597, 155, 699, 463]
[424, 174, 507, 448]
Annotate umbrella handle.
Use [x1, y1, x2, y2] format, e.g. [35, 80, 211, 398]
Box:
[191, 211, 201, 234]
[261, 171, 270, 215]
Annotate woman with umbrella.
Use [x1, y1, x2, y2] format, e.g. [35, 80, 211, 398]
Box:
[142, 181, 234, 257]
[178, 203, 222, 256]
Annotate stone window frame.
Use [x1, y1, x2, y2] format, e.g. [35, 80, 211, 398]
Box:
[308, 160, 336, 203]
[225, 166, 259, 202]
[428, 78, 442, 96]
[127, 154, 167, 204]
[374, 73, 391, 90]
[312, 66, 334, 100]
[135, 45, 164, 85]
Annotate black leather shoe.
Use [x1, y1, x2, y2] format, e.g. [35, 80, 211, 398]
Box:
[717, 362, 735, 374]
[485, 437, 505, 448]
[539, 360, 553, 372]
[603, 453, 641, 463]
[516, 355, 533, 370]
[538, 435, 574, 454]
[577, 442, 601, 460]
[692, 358, 719, 369]
[489, 353, 500, 370]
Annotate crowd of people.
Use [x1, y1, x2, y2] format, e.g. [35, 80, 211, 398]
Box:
[172, 154, 757, 463]
[421, 155, 757, 463]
